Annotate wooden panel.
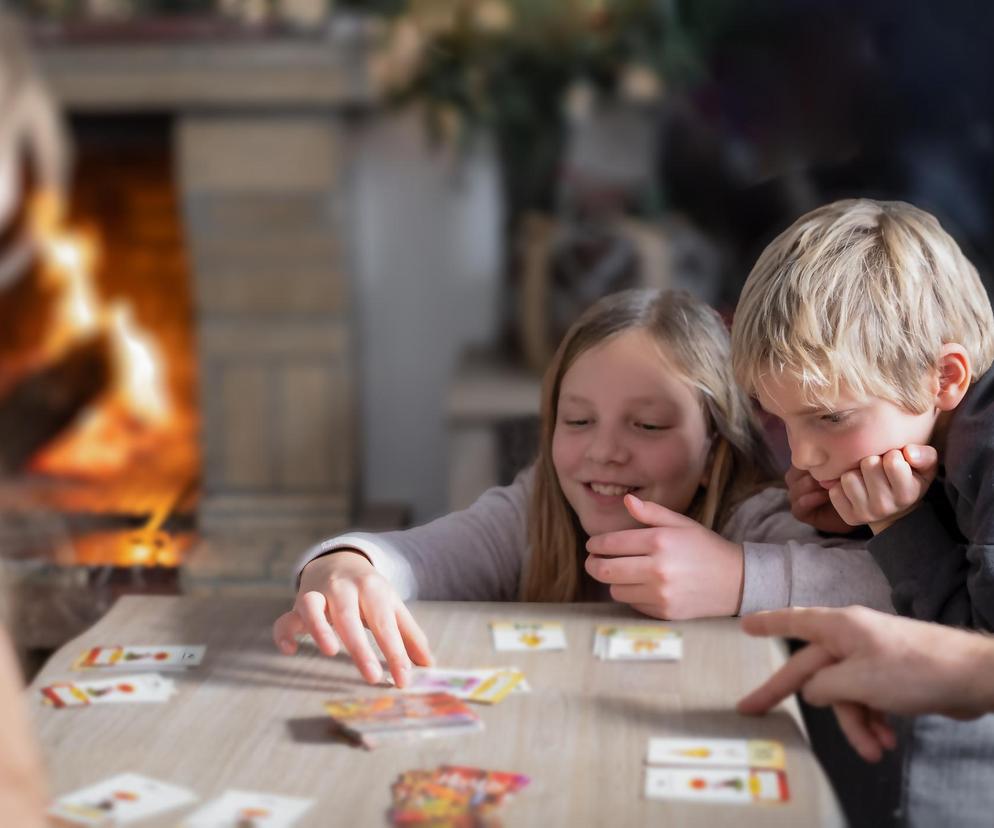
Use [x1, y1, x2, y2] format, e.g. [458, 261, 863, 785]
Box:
[279, 364, 347, 489]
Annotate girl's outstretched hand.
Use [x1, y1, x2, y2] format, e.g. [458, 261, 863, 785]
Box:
[271, 551, 433, 688]
[584, 494, 744, 619]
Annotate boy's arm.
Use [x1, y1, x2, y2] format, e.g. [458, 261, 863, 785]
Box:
[868, 478, 994, 630]
[723, 489, 895, 614]
[295, 467, 533, 601]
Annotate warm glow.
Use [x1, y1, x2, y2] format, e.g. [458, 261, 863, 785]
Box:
[40, 231, 101, 354]
[108, 302, 170, 424]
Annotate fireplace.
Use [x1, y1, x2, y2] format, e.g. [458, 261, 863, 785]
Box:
[2, 34, 366, 652]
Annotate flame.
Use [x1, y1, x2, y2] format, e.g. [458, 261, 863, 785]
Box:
[27, 193, 174, 475]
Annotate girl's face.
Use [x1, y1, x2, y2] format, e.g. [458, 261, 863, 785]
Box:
[552, 328, 713, 537]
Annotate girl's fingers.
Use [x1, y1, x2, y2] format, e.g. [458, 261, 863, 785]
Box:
[396, 603, 435, 668]
[326, 585, 383, 684]
[272, 610, 305, 654]
[362, 600, 412, 688]
[295, 590, 342, 658]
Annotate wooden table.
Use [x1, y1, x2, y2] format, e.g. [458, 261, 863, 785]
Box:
[30, 597, 845, 826]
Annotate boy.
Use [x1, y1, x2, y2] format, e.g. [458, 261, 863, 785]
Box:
[730, 198, 994, 827]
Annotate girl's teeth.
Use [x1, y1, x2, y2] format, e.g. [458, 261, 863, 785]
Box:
[590, 483, 630, 496]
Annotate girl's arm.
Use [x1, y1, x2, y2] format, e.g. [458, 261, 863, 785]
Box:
[294, 467, 534, 602]
[726, 488, 896, 615]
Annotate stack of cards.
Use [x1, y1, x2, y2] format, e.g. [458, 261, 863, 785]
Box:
[181, 790, 313, 827]
[324, 691, 483, 749]
[390, 765, 530, 826]
[402, 667, 527, 704]
[73, 645, 206, 672]
[41, 673, 177, 708]
[490, 621, 566, 651]
[644, 737, 789, 805]
[49, 772, 196, 825]
[593, 625, 683, 661]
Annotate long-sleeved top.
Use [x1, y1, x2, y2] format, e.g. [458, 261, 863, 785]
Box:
[868, 366, 994, 630]
[295, 468, 894, 615]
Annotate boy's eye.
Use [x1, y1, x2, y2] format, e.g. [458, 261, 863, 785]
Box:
[819, 411, 849, 425]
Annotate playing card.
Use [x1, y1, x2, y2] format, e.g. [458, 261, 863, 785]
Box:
[390, 765, 530, 825]
[404, 667, 526, 704]
[41, 674, 176, 708]
[181, 790, 313, 827]
[74, 645, 205, 672]
[324, 692, 483, 749]
[644, 767, 790, 804]
[647, 737, 785, 770]
[48, 773, 197, 825]
[594, 625, 683, 660]
[490, 621, 566, 651]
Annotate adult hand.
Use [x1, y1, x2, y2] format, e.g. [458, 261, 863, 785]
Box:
[785, 466, 854, 535]
[272, 551, 433, 688]
[584, 494, 744, 619]
[827, 445, 938, 534]
[737, 606, 992, 762]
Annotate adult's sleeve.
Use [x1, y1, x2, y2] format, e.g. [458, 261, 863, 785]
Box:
[724, 488, 895, 615]
[294, 468, 533, 602]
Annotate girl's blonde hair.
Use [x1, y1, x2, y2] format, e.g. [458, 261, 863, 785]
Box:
[732, 199, 994, 411]
[522, 288, 776, 602]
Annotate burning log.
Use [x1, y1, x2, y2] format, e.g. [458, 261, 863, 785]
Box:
[0, 332, 112, 473]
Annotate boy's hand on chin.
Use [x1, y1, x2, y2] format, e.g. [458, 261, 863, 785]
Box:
[785, 466, 855, 535]
[828, 445, 939, 533]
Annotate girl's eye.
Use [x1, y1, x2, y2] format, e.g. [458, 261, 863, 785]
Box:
[636, 422, 667, 431]
[563, 418, 589, 427]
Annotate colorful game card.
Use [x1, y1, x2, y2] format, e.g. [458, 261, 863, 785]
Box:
[594, 625, 683, 661]
[40, 674, 176, 708]
[644, 767, 790, 804]
[403, 667, 526, 704]
[490, 621, 566, 651]
[48, 773, 196, 825]
[181, 790, 313, 827]
[324, 691, 483, 749]
[647, 738, 785, 770]
[74, 645, 205, 672]
[390, 765, 530, 825]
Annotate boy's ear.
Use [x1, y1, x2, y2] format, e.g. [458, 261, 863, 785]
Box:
[933, 344, 972, 412]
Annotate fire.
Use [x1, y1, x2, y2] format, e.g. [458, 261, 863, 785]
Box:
[27, 194, 173, 476]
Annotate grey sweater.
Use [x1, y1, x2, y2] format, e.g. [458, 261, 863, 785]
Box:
[296, 468, 894, 615]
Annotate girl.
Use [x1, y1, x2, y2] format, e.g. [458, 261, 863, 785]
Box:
[273, 289, 892, 687]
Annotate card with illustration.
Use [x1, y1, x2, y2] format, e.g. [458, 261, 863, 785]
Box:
[390, 765, 530, 825]
[647, 737, 785, 770]
[490, 621, 566, 652]
[181, 790, 313, 828]
[404, 667, 526, 704]
[644, 767, 790, 804]
[325, 691, 483, 749]
[41, 674, 176, 708]
[74, 645, 205, 672]
[48, 772, 197, 825]
[594, 625, 683, 661]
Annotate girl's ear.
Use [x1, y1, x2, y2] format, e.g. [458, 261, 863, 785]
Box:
[933, 343, 972, 412]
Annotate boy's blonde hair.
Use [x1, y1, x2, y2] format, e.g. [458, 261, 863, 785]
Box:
[522, 288, 776, 602]
[732, 199, 994, 412]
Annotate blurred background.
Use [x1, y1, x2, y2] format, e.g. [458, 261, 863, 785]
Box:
[2, 0, 994, 660]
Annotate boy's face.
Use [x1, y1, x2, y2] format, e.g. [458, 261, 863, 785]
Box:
[755, 371, 939, 488]
[552, 329, 712, 536]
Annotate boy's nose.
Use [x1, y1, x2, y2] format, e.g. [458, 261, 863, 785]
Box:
[788, 433, 826, 471]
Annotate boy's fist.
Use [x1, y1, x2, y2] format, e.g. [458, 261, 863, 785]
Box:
[785, 466, 855, 535]
[828, 445, 938, 534]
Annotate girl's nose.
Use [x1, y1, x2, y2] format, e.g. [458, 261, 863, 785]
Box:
[788, 431, 826, 472]
[585, 428, 629, 464]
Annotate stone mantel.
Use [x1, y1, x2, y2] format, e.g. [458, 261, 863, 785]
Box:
[34, 35, 370, 595]
[35, 36, 375, 112]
